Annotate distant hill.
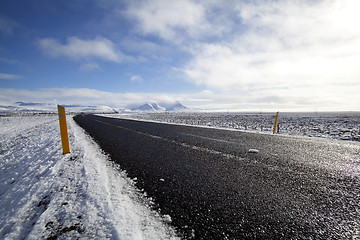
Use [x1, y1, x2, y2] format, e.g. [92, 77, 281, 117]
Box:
[130, 102, 188, 112]
[131, 103, 165, 112]
[16, 102, 47, 106]
[164, 102, 188, 112]
[0, 102, 119, 113]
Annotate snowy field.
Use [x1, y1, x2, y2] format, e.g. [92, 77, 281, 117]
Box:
[109, 111, 360, 141]
[0, 114, 177, 239]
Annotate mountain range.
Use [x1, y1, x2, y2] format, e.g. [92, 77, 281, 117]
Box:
[130, 102, 188, 112]
[0, 101, 189, 113]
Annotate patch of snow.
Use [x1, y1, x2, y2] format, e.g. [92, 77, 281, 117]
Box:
[248, 149, 259, 153]
[0, 114, 178, 239]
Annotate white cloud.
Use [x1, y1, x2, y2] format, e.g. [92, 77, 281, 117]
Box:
[38, 36, 123, 62]
[0, 88, 186, 108]
[125, 0, 210, 41]
[0, 73, 21, 80]
[130, 75, 143, 83]
[235, 0, 360, 48]
[3, 0, 358, 112]
[182, 0, 360, 110]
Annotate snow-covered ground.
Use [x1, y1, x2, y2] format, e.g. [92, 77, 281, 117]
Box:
[2, 112, 358, 239]
[107, 111, 360, 141]
[0, 114, 177, 239]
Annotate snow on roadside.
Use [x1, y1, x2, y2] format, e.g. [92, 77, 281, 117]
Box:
[0, 114, 178, 239]
[106, 112, 360, 141]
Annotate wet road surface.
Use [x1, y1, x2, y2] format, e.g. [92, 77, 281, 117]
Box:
[74, 114, 360, 239]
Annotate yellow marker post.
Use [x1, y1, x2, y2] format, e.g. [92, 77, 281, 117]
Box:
[57, 105, 70, 154]
[273, 111, 279, 134]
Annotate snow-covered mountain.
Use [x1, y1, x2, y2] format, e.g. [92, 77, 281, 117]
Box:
[130, 102, 188, 112]
[152, 102, 166, 111]
[0, 101, 188, 114]
[0, 102, 54, 113]
[163, 102, 188, 112]
[131, 103, 165, 112]
[0, 102, 120, 114]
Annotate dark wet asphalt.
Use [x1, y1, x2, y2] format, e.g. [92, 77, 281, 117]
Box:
[74, 114, 360, 239]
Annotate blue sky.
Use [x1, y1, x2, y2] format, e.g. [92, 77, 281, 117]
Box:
[1, 0, 359, 111]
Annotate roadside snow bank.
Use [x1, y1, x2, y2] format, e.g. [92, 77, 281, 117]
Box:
[0, 114, 177, 239]
[106, 112, 360, 141]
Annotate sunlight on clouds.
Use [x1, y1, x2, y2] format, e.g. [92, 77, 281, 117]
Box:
[330, 0, 360, 33]
[125, 0, 208, 41]
[38, 36, 123, 62]
[237, 0, 360, 47]
[183, 0, 360, 110]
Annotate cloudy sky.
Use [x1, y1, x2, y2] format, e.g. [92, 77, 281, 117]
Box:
[1, 0, 359, 111]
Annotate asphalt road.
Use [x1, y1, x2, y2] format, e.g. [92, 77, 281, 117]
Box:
[74, 114, 360, 239]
